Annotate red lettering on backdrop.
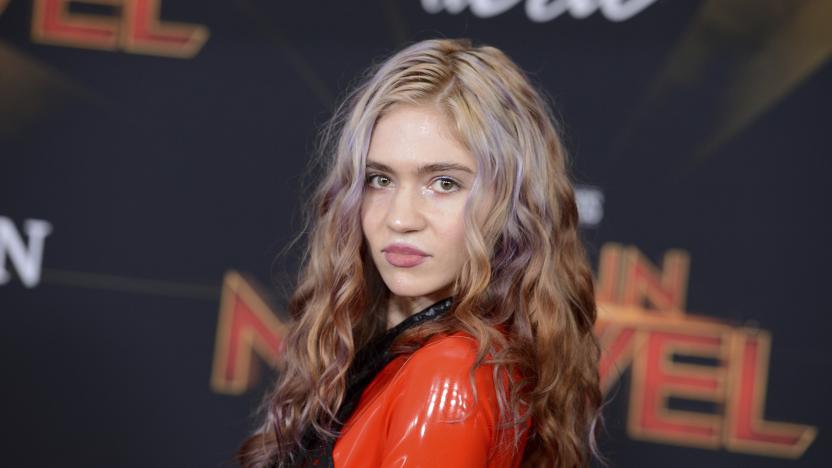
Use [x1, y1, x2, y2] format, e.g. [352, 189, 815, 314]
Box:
[211, 271, 287, 395]
[594, 244, 816, 457]
[121, 0, 208, 58]
[725, 329, 817, 457]
[619, 246, 689, 312]
[32, 0, 120, 50]
[629, 329, 725, 447]
[595, 321, 636, 393]
[30, 0, 208, 58]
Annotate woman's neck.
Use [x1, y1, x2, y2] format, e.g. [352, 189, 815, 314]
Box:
[385, 289, 453, 329]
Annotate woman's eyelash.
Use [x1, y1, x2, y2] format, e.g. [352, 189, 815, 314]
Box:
[365, 173, 462, 192]
[432, 177, 461, 191]
[366, 174, 391, 187]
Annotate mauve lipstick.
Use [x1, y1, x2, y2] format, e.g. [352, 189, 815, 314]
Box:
[382, 243, 429, 268]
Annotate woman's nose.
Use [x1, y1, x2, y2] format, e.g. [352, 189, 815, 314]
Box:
[385, 186, 427, 232]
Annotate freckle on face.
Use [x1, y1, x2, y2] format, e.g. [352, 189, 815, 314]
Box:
[360, 103, 478, 305]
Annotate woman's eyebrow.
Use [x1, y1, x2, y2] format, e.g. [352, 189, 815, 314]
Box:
[366, 160, 475, 175]
[417, 162, 475, 175]
[365, 161, 394, 173]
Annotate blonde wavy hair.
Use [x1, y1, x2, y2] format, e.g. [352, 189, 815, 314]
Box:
[238, 38, 601, 468]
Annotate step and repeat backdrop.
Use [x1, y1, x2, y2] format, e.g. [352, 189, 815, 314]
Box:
[1, 0, 829, 467]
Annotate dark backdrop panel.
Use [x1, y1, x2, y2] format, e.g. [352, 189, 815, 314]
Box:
[2, 1, 829, 466]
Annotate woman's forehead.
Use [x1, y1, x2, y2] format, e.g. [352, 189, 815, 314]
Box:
[367, 104, 476, 173]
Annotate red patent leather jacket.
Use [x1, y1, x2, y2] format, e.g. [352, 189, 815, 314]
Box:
[332, 332, 530, 467]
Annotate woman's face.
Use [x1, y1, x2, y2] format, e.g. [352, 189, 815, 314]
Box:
[361, 103, 478, 304]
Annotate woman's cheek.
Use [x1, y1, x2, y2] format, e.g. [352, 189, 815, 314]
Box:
[434, 197, 468, 248]
[361, 192, 387, 230]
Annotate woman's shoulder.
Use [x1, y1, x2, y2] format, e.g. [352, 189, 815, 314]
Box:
[393, 331, 499, 408]
[386, 331, 499, 425]
[408, 331, 481, 364]
[368, 332, 525, 467]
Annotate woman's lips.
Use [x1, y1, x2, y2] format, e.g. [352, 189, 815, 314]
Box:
[382, 244, 428, 268]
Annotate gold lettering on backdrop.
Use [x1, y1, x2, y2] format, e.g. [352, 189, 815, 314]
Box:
[210, 271, 287, 395]
[596, 243, 817, 458]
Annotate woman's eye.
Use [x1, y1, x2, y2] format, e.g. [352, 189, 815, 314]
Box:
[431, 177, 460, 193]
[367, 174, 392, 188]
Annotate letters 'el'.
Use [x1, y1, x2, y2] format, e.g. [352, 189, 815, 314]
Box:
[29, 0, 209, 58]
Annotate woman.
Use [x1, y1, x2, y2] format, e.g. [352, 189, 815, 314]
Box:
[238, 38, 602, 467]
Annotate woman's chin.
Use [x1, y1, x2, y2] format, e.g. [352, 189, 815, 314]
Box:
[382, 279, 448, 300]
[385, 285, 433, 298]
